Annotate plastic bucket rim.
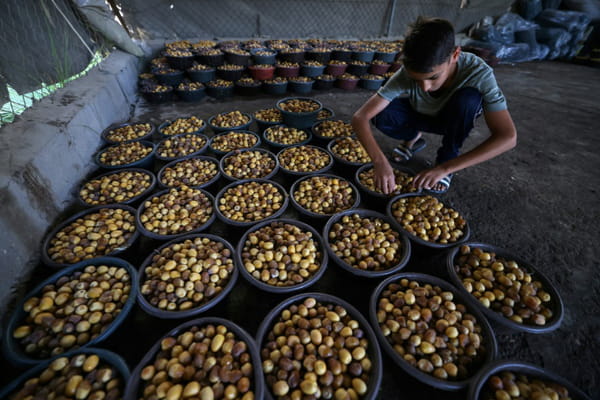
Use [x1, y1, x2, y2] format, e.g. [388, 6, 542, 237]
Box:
[235, 218, 329, 293]
[327, 135, 372, 167]
[135, 187, 216, 241]
[207, 112, 254, 133]
[135, 233, 239, 319]
[354, 162, 421, 199]
[156, 154, 221, 190]
[276, 144, 334, 176]
[466, 359, 592, 400]
[77, 167, 157, 208]
[157, 116, 207, 138]
[255, 291, 383, 400]
[124, 316, 264, 400]
[275, 96, 323, 116]
[154, 132, 209, 162]
[369, 271, 498, 391]
[100, 121, 156, 145]
[214, 178, 289, 228]
[445, 242, 565, 334]
[0, 347, 130, 398]
[322, 208, 412, 278]
[94, 140, 156, 170]
[311, 119, 353, 142]
[289, 173, 361, 219]
[2, 257, 138, 366]
[208, 130, 261, 157]
[40, 204, 140, 269]
[262, 124, 312, 149]
[386, 192, 471, 249]
[219, 148, 280, 182]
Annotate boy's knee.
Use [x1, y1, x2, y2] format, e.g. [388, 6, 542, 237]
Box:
[453, 87, 483, 114]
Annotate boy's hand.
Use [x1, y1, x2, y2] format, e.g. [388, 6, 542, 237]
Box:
[413, 165, 449, 190]
[374, 160, 397, 194]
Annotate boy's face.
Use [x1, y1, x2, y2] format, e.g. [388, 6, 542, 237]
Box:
[405, 47, 461, 93]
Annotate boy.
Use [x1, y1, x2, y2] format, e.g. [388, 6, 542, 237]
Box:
[352, 17, 517, 194]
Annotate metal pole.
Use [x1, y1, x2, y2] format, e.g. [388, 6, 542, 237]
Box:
[387, 0, 397, 37]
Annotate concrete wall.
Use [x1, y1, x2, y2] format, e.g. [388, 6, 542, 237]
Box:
[0, 51, 142, 319]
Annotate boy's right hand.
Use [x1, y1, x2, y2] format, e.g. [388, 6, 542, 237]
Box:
[373, 159, 397, 194]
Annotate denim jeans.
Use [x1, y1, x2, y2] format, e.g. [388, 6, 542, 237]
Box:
[373, 87, 483, 164]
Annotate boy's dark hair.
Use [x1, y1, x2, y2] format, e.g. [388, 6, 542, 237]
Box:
[402, 17, 456, 73]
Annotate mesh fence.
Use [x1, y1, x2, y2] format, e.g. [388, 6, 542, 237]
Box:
[117, 0, 512, 41]
[0, 0, 103, 124]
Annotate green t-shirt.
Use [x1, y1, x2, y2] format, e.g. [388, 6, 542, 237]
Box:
[377, 52, 507, 116]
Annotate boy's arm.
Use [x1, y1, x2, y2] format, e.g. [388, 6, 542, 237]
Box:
[412, 108, 517, 189]
[352, 94, 397, 194]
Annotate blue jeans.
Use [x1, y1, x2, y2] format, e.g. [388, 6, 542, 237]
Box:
[373, 87, 483, 164]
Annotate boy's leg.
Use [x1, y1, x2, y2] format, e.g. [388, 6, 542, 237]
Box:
[372, 98, 434, 160]
[434, 87, 483, 164]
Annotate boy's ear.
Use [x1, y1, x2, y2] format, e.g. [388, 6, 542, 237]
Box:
[451, 46, 461, 62]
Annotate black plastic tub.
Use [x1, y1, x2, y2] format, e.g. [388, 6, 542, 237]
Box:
[186, 66, 215, 82]
[136, 234, 239, 319]
[214, 178, 289, 228]
[208, 130, 261, 158]
[311, 119, 354, 146]
[254, 113, 283, 133]
[387, 192, 471, 249]
[360, 77, 385, 90]
[219, 148, 280, 182]
[374, 51, 398, 63]
[262, 124, 312, 151]
[224, 50, 251, 66]
[331, 48, 353, 62]
[276, 144, 334, 180]
[235, 218, 329, 293]
[327, 136, 372, 172]
[256, 292, 383, 400]
[94, 140, 156, 170]
[2, 257, 138, 366]
[446, 242, 564, 334]
[154, 133, 209, 163]
[347, 63, 370, 76]
[262, 80, 288, 95]
[207, 112, 253, 133]
[287, 79, 314, 94]
[369, 272, 498, 391]
[354, 163, 420, 207]
[352, 50, 376, 63]
[166, 54, 195, 70]
[323, 208, 411, 278]
[154, 70, 184, 87]
[306, 49, 331, 64]
[278, 50, 305, 63]
[135, 187, 215, 241]
[314, 76, 335, 90]
[206, 83, 234, 99]
[124, 317, 265, 400]
[41, 204, 140, 269]
[289, 173, 361, 221]
[300, 64, 326, 77]
[100, 121, 155, 144]
[217, 67, 244, 81]
[275, 97, 323, 129]
[156, 155, 221, 190]
[0, 348, 130, 397]
[77, 168, 157, 207]
[251, 47, 277, 64]
[176, 86, 206, 101]
[141, 87, 174, 103]
[196, 52, 225, 67]
[317, 106, 335, 121]
[467, 360, 592, 400]
[235, 81, 262, 96]
[157, 116, 206, 138]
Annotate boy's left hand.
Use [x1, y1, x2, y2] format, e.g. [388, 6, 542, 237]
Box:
[413, 165, 449, 190]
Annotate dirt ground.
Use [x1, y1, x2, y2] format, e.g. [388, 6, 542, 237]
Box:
[1, 60, 598, 399]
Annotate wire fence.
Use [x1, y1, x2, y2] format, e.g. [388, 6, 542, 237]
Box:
[0, 0, 106, 126]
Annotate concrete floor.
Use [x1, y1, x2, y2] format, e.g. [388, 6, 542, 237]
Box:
[1, 60, 598, 399]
